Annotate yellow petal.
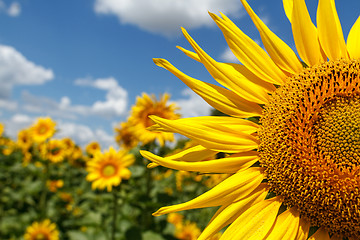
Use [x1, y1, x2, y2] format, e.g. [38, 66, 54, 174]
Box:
[209, 12, 287, 85]
[149, 116, 259, 153]
[147, 144, 217, 168]
[167, 144, 217, 162]
[291, 0, 326, 66]
[220, 196, 282, 240]
[153, 58, 264, 118]
[141, 150, 259, 173]
[147, 145, 215, 169]
[198, 184, 268, 240]
[264, 207, 300, 240]
[153, 167, 264, 216]
[317, 0, 348, 60]
[283, 0, 293, 22]
[120, 168, 131, 179]
[176, 47, 276, 93]
[150, 116, 259, 134]
[295, 215, 310, 240]
[240, 0, 302, 74]
[181, 28, 271, 104]
[347, 16, 360, 59]
[330, 235, 343, 240]
[308, 227, 330, 240]
[176, 46, 201, 62]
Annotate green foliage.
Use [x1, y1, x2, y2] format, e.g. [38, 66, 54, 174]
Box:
[0, 138, 220, 240]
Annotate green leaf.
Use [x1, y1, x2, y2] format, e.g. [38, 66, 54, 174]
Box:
[125, 226, 142, 240]
[67, 231, 88, 240]
[142, 231, 165, 240]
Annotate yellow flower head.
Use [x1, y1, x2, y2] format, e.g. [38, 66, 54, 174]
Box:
[17, 129, 33, 151]
[174, 221, 201, 240]
[71, 145, 83, 160]
[0, 138, 16, 155]
[22, 151, 33, 166]
[61, 137, 75, 156]
[30, 117, 56, 143]
[41, 139, 66, 163]
[59, 192, 73, 203]
[86, 146, 134, 192]
[85, 141, 101, 156]
[0, 122, 4, 137]
[167, 213, 183, 228]
[24, 219, 59, 240]
[114, 121, 139, 150]
[46, 179, 64, 192]
[129, 93, 180, 146]
[141, 0, 360, 239]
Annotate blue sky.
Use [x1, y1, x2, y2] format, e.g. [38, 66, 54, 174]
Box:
[0, 0, 358, 148]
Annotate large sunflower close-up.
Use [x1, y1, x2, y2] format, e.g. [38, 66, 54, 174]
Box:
[140, 0, 360, 239]
[24, 219, 59, 240]
[86, 146, 135, 192]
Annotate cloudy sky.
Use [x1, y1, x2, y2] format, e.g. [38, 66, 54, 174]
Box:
[0, 0, 358, 148]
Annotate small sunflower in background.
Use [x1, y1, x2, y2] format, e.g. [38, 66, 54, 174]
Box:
[128, 93, 180, 146]
[40, 139, 66, 163]
[30, 117, 56, 143]
[61, 137, 76, 157]
[24, 219, 59, 240]
[174, 221, 201, 240]
[46, 179, 64, 193]
[17, 129, 33, 152]
[114, 121, 139, 150]
[86, 146, 134, 192]
[0, 122, 4, 137]
[85, 141, 101, 156]
[141, 0, 360, 239]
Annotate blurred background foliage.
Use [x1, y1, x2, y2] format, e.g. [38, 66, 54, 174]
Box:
[0, 94, 226, 240]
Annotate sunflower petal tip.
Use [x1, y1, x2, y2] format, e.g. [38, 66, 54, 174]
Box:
[152, 210, 162, 217]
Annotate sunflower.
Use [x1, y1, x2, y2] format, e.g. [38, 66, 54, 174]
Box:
[17, 129, 33, 151]
[61, 137, 75, 157]
[41, 139, 66, 163]
[30, 117, 56, 143]
[24, 219, 59, 240]
[114, 121, 139, 150]
[0, 122, 4, 137]
[47, 179, 64, 192]
[85, 141, 101, 156]
[129, 93, 180, 146]
[174, 221, 201, 240]
[167, 212, 184, 228]
[86, 146, 134, 191]
[140, 0, 360, 239]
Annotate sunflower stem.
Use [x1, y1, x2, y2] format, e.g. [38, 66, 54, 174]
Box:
[111, 186, 119, 240]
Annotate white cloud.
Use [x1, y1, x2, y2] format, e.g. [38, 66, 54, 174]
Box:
[56, 121, 116, 149]
[0, 1, 21, 17]
[2, 114, 116, 149]
[174, 88, 212, 118]
[3, 113, 33, 138]
[94, 0, 244, 37]
[75, 77, 128, 117]
[220, 47, 239, 63]
[0, 99, 17, 111]
[19, 77, 128, 119]
[220, 38, 263, 62]
[7, 2, 20, 17]
[0, 45, 54, 98]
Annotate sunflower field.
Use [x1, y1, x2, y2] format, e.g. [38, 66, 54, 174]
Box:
[0, 94, 225, 240]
